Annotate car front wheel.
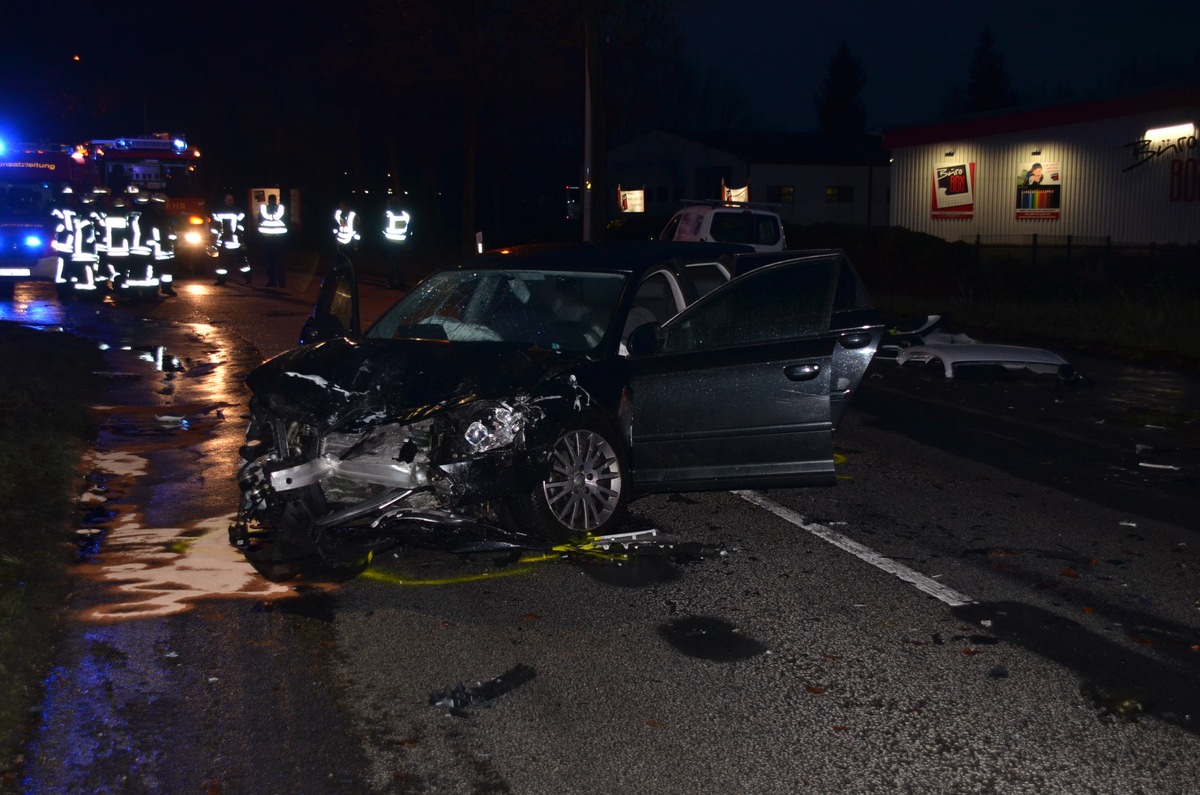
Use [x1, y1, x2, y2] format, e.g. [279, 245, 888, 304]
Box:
[505, 416, 629, 543]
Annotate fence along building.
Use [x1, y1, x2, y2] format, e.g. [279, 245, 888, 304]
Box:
[884, 87, 1200, 246]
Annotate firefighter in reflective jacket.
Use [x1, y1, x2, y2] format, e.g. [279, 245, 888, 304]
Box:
[52, 190, 107, 300]
[257, 192, 287, 288]
[210, 192, 251, 285]
[64, 191, 105, 298]
[100, 192, 136, 289]
[382, 196, 412, 289]
[333, 200, 359, 254]
[143, 192, 177, 296]
[51, 187, 80, 298]
[121, 190, 161, 297]
[76, 189, 109, 294]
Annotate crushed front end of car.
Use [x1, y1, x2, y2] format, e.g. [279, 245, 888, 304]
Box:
[228, 342, 574, 581]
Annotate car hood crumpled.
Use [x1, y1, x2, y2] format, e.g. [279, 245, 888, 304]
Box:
[245, 337, 566, 427]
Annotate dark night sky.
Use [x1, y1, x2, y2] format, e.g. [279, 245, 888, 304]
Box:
[6, 1, 1198, 143]
[674, 0, 1200, 130]
[3, 1, 1197, 246]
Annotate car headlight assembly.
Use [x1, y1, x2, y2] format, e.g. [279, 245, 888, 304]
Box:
[461, 400, 542, 454]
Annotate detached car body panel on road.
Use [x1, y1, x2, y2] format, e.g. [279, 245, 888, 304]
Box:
[231, 242, 883, 580]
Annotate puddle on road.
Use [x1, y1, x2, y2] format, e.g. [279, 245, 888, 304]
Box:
[92, 401, 227, 451]
[71, 445, 290, 621]
[658, 616, 768, 661]
[70, 402, 293, 622]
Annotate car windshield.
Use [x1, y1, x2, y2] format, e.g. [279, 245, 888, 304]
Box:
[366, 269, 628, 352]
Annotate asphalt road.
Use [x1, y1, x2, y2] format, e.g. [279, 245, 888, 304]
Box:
[5, 272, 1199, 794]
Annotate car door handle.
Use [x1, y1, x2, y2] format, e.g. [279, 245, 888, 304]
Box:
[783, 363, 821, 381]
[839, 332, 874, 349]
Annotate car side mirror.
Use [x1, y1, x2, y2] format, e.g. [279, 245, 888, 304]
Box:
[626, 321, 662, 356]
[299, 313, 347, 346]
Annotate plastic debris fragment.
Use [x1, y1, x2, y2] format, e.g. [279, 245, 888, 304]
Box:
[430, 664, 537, 716]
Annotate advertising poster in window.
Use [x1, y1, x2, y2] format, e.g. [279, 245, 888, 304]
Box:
[1015, 161, 1061, 219]
[932, 162, 975, 219]
[617, 187, 645, 213]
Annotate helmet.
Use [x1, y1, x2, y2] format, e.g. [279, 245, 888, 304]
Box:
[112, 195, 128, 208]
[61, 186, 74, 195]
[151, 192, 167, 203]
[134, 191, 150, 204]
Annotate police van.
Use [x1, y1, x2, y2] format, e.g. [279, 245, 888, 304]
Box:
[659, 200, 787, 252]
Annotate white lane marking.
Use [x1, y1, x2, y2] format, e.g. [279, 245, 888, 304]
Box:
[735, 490, 975, 608]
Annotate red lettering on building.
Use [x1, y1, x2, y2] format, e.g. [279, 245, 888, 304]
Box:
[1168, 158, 1199, 202]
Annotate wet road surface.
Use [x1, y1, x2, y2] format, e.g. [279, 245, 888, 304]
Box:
[4, 273, 1199, 793]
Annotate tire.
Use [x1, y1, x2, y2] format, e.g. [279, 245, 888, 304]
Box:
[240, 482, 327, 580]
[504, 414, 629, 543]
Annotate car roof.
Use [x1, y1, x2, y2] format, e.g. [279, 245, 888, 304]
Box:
[467, 240, 756, 276]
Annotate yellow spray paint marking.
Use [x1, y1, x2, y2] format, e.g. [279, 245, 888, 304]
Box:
[360, 536, 636, 587]
[360, 564, 541, 587]
[834, 452, 851, 479]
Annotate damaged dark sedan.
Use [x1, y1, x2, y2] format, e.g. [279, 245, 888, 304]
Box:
[229, 241, 883, 580]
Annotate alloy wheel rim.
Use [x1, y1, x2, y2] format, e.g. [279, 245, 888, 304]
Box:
[543, 429, 622, 533]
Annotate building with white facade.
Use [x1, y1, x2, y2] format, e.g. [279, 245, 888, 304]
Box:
[884, 87, 1200, 246]
[608, 130, 891, 228]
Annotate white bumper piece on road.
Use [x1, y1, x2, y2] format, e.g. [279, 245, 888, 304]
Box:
[896, 341, 1071, 379]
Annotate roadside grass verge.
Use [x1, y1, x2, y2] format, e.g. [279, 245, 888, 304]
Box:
[0, 322, 101, 778]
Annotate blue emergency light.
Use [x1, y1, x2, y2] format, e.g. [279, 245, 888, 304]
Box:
[24, 235, 43, 248]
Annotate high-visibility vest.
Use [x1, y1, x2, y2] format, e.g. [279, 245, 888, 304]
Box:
[259, 202, 287, 235]
[334, 208, 359, 245]
[141, 210, 175, 261]
[65, 211, 98, 263]
[383, 209, 411, 243]
[102, 206, 139, 257]
[211, 210, 246, 249]
[52, 206, 77, 256]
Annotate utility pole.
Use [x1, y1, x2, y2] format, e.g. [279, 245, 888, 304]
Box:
[582, 0, 605, 242]
[582, 6, 594, 241]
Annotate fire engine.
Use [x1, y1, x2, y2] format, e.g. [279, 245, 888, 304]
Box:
[75, 133, 211, 264]
[0, 139, 95, 298]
